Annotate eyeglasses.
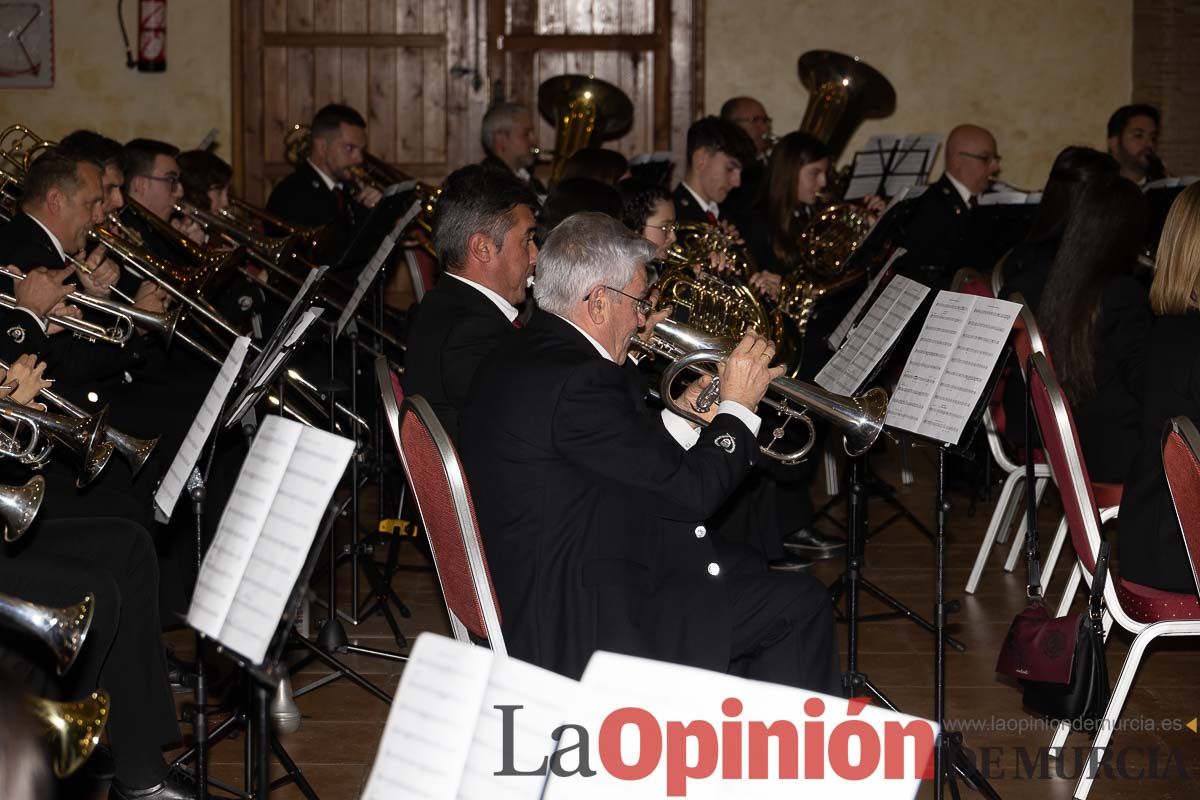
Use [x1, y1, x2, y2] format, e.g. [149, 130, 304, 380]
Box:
[958, 151, 1002, 164]
[586, 285, 653, 317]
[645, 222, 677, 234]
[143, 173, 182, 188]
[734, 115, 772, 126]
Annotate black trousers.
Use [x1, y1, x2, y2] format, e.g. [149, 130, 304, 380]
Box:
[720, 542, 843, 697]
[1, 517, 179, 788]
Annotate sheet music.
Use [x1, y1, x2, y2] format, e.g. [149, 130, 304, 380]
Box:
[977, 191, 1042, 206]
[335, 198, 421, 336]
[187, 417, 303, 642]
[884, 291, 1020, 445]
[225, 307, 324, 426]
[826, 247, 907, 350]
[153, 336, 251, 522]
[243, 265, 328, 381]
[362, 633, 577, 800]
[844, 134, 941, 200]
[816, 275, 929, 396]
[1142, 176, 1198, 191]
[219, 423, 355, 663]
[545, 650, 934, 799]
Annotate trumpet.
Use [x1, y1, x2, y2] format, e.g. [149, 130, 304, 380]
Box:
[0, 476, 45, 542]
[0, 399, 113, 487]
[26, 691, 109, 778]
[632, 317, 888, 464]
[0, 357, 159, 475]
[0, 589, 92, 674]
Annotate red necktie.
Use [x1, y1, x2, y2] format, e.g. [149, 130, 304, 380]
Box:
[705, 210, 718, 225]
[512, 318, 523, 329]
[968, 195, 979, 209]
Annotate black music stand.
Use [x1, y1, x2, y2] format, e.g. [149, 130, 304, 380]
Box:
[844, 135, 937, 201]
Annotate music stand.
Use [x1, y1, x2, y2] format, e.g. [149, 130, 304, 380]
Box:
[844, 134, 939, 201]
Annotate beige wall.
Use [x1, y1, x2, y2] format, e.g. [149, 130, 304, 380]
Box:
[705, 0, 1133, 191]
[0, 1, 231, 156]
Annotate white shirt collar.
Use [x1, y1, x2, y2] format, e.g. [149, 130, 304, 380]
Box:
[682, 181, 720, 219]
[445, 272, 518, 322]
[945, 172, 973, 206]
[307, 159, 339, 192]
[27, 213, 66, 263]
[555, 315, 616, 363]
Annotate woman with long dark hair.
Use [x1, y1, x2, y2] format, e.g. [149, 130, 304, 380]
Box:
[1121, 183, 1200, 591]
[1014, 176, 1151, 482]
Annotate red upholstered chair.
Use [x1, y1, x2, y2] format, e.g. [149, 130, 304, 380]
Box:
[403, 244, 440, 302]
[950, 274, 1053, 594]
[1028, 355, 1200, 800]
[375, 356, 506, 652]
[1163, 416, 1200, 593]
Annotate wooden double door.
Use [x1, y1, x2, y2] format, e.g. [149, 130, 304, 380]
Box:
[233, 0, 703, 203]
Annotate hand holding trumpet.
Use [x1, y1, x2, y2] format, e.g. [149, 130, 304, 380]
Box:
[8, 264, 76, 319]
[0, 354, 52, 408]
[717, 329, 786, 411]
[74, 246, 120, 299]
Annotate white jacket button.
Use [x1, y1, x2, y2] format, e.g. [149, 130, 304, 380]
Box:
[694, 525, 707, 538]
[707, 562, 720, 577]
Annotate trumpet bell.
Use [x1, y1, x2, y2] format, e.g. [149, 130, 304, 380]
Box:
[108, 429, 160, 476]
[797, 50, 895, 163]
[0, 590, 93, 676]
[26, 690, 110, 778]
[0, 475, 45, 543]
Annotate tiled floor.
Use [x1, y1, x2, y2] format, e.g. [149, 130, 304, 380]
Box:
[144, 443, 1200, 799]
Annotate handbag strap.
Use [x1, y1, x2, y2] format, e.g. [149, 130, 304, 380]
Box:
[1023, 363, 1043, 599]
[1088, 541, 1111, 621]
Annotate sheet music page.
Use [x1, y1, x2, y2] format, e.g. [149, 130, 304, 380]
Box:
[336, 198, 422, 336]
[218, 422, 354, 664]
[225, 307, 325, 426]
[1142, 176, 1198, 191]
[826, 247, 907, 350]
[816, 275, 929, 396]
[885, 291, 1020, 445]
[977, 191, 1040, 206]
[244, 265, 328, 381]
[153, 336, 251, 522]
[545, 650, 934, 799]
[844, 134, 941, 200]
[186, 417, 302, 641]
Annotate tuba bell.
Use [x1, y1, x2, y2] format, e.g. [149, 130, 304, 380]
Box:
[632, 317, 888, 464]
[26, 691, 110, 778]
[797, 50, 896, 165]
[0, 590, 93, 674]
[536, 74, 634, 186]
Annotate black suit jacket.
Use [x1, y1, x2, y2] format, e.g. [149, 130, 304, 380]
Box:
[1120, 311, 1200, 592]
[481, 152, 547, 197]
[895, 174, 978, 290]
[402, 275, 517, 442]
[266, 162, 364, 265]
[460, 311, 760, 679]
[673, 183, 722, 226]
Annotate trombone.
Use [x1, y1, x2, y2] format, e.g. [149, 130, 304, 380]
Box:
[0, 589, 91, 674]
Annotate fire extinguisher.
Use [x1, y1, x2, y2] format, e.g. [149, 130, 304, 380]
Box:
[137, 0, 167, 72]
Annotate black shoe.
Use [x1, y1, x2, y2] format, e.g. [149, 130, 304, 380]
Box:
[165, 648, 195, 694]
[86, 742, 116, 782]
[768, 555, 813, 572]
[110, 768, 211, 799]
[782, 528, 845, 559]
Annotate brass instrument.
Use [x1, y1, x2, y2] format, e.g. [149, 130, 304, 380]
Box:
[0, 357, 158, 475]
[0, 589, 91, 674]
[26, 691, 109, 778]
[0, 477, 45, 543]
[121, 198, 238, 293]
[797, 50, 896, 164]
[537, 74, 634, 185]
[633, 317, 888, 464]
[0, 399, 113, 487]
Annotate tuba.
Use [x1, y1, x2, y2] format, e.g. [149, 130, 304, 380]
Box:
[536, 74, 634, 185]
[633, 317, 888, 464]
[797, 50, 896, 165]
[26, 691, 110, 778]
[0, 590, 92, 674]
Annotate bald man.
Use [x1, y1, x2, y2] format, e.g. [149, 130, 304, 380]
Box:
[719, 96, 773, 227]
[896, 124, 1002, 289]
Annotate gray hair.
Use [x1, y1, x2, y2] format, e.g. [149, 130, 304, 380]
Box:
[481, 103, 529, 153]
[534, 212, 657, 315]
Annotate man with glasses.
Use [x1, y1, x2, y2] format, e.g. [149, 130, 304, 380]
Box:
[897, 123, 1002, 289]
[403, 163, 540, 442]
[719, 97, 773, 228]
[460, 212, 842, 693]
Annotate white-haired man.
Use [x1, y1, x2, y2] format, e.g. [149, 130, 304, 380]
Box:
[460, 212, 841, 693]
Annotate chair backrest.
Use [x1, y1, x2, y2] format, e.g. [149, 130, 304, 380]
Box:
[404, 245, 440, 302]
[950, 267, 988, 295]
[1009, 292, 1047, 381]
[1161, 416, 1200, 595]
[1026, 352, 1103, 574]
[990, 251, 1009, 299]
[376, 360, 505, 652]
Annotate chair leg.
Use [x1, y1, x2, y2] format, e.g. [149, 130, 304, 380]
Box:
[1039, 515, 1071, 596]
[1003, 476, 1049, 571]
[898, 433, 915, 486]
[1055, 562, 1083, 618]
[1072, 625, 1169, 800]
[965, 469, 1023, 594]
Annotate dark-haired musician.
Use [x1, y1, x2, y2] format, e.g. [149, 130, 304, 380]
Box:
[674, 115, 756, 231]
[266, 103, 382, 264]
[1106, 103, 1162, 186]
[403, 163, 539, 442]
[460, 211, 841, 693]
